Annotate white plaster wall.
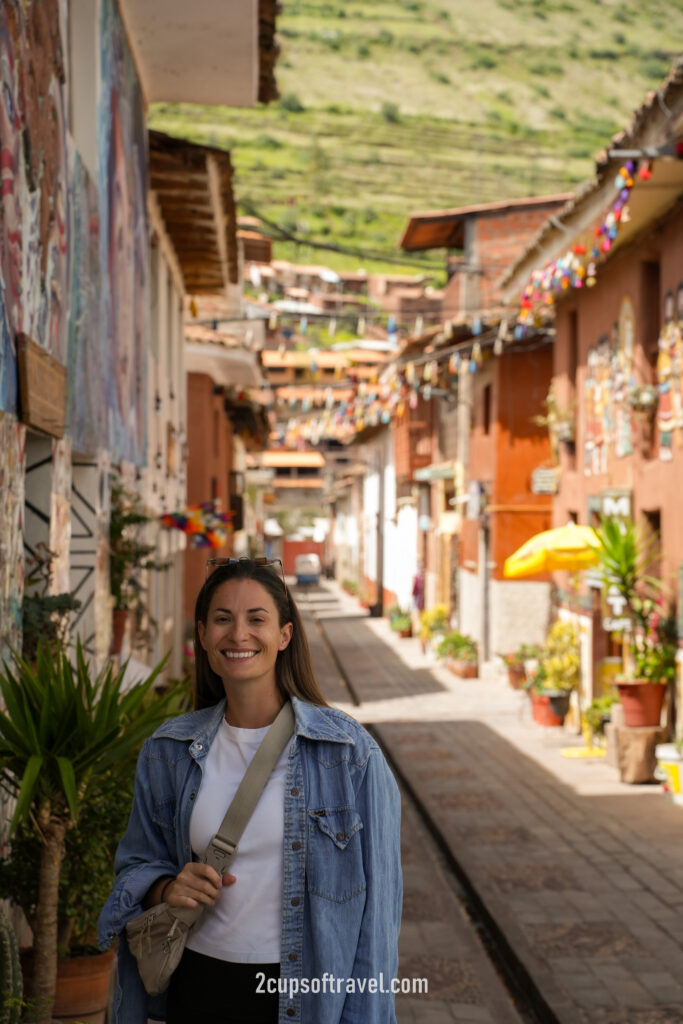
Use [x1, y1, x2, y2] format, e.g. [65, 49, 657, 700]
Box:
[489, 578, 552, 658]
[458, 567, 482, 646]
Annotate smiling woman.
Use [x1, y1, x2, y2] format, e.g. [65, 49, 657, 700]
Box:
[98, 558, 403, 1024]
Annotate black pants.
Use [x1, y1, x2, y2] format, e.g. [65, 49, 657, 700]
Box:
[166, 949, 279, 1024]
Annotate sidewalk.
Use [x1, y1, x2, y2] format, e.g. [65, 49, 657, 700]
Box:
[304, 581, 683, 1024]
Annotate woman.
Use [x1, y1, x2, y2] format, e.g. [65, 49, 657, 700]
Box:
[99, 557, 403, 1024]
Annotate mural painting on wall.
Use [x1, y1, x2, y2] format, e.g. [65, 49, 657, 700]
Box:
[583, 297, 635, 475]
[67, 152, 106, 455]
[0, 0, 70, 414]
[99, 0, 149, 467]
[0, 411, 26, 660]
[656, 286, 683, 462]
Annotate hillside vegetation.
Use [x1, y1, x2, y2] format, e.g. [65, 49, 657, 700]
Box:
[149, 0, 682, 279]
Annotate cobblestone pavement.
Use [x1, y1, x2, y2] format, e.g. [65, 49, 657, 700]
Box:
[296, 592, 524, 1024]
[295, 581, 683, 1024]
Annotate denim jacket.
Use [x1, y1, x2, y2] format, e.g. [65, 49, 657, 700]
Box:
[98, 696, 402, 1024]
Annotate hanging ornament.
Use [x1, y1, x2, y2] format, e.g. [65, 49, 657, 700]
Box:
[409, 391, 418, 410]
[449, 353, 458, 374]
[397, 400, 405, 418]
[189, 297, 199, 318]
[472, 341, 482, 365]
[423, 362, 432, 382]
[472, 316, 482, 336]
[493, 336, 503, 356]
[444, 320, 454, 340]
[423, 385, 432, 401]
[469, 359, 477, 374]
[269, 312, 278, 331]
[639, 161, 652, 180]
[406, 362, 415, 384]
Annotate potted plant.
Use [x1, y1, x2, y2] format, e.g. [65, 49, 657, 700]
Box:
[389, 610, 413, 638]
[418, 604, 449, 655]
[21, 544, 81, 663]
[0, 638, 179, 1024]
[592, 516, 672, 727]
[584, 692, 619, 746]
[437, 631, 478, 678]
[501, 642, 542, 689]
[109, 476, 168, 654]
[524, 622, 579, 727]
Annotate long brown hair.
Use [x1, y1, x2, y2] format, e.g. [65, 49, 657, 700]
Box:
[193, 559, 329, 711]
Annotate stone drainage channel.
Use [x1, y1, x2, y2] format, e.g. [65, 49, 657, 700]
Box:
[312, 612, 561, 1024]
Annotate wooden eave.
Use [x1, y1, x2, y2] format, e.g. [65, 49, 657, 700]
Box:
[149, 130, 239, 294]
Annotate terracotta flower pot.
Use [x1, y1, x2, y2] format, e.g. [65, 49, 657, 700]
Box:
[447, 658, 478, 678]
[21, 948, 115, 1024]
[616, 680, 666, 728]
[531, 692, 565, 727]
[506, 663, 525, 689]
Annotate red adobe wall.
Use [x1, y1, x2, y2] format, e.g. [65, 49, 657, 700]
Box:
[442, 202, 568, 315]
[553, 202, 683, 590]
[184, 373, 234, 623]
[282, 539, 325, 575]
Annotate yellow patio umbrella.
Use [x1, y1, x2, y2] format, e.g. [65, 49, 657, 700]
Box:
[503, 523, 601, 579]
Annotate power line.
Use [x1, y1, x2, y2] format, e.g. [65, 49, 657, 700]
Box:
[239, 200, 448, 271]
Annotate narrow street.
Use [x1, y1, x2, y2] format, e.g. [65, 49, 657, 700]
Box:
[295, 580, 683, 1024]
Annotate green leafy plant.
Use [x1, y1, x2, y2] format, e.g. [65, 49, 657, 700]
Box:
[0, 639, 179, 1023]
[592, 516, 671, 680]
[502, 642, 542, 666]
[109, 478, 162, 612]
[437, 631, 478, 663]
[539, 620, 580, 693]
[584, 693, 618, 741]
[390, 613, 412, 634]
[21, 544, 81, 663]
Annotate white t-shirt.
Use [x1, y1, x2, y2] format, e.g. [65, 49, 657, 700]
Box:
[185, 719, 290, 963]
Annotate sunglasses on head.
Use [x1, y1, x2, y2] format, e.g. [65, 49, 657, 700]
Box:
[205, 556, 288, 597]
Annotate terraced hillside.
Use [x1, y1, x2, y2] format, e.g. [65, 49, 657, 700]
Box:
[149, 0, 682, 278]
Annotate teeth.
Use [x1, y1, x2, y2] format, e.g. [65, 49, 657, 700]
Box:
[223, 651, 257, 660]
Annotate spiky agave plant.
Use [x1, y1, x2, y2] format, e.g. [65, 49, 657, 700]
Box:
[0, 639, 176, 1024]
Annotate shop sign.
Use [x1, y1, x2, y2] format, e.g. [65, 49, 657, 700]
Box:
[531, 466, 558, 494]
[602, 583, 631, 633]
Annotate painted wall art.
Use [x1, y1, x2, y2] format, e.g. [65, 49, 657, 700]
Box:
[99, 0, 149, 466]
[0, 0, 70, 419]
[67, 151, 106, 455]
[583, 298, 636, 475]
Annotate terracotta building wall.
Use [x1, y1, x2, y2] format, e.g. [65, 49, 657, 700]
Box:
[184, 373, 234, 622]
[553, 203, 683, 591]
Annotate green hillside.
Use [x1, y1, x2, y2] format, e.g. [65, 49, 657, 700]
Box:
[149, 0, 682, 279]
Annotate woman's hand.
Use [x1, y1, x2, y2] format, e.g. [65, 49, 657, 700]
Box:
[145, 864, 236, 909]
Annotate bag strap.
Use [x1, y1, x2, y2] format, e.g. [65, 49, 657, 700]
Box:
[203, 700, 295, 875]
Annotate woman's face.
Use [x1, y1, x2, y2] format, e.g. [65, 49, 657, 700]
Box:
[198, 579, 293, 695]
